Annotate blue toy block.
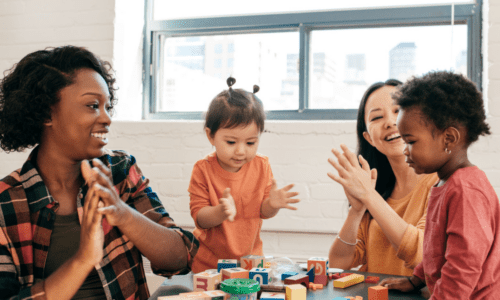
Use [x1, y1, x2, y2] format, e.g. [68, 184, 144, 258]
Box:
[217, 259, 238, 273]
[281, 271, 299, 281]
[249, 268, 270, 285]
[306, 266, 315, 283]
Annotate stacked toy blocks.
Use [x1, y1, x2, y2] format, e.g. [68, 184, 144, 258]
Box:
[217, 259, 238, 272]
[193, 271, 222, 291]
[333, 273, 365, 288]
[220, 267, 249, 281]
[307, 257, 329, 285]
[240, 255, 265, 270]
[249, 268, 270, 284]
[285, 284, 306, 300]
[368, 286, 388, 300]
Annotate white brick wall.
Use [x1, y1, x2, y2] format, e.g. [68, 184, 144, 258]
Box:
[0, 0, 499, 265]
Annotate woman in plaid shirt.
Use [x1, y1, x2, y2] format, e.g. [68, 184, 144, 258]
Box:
[0, 46, 198, 300]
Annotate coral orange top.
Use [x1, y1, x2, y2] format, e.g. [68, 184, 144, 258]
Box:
[188, 153, 273, 273]
[350, 173, 438, 276]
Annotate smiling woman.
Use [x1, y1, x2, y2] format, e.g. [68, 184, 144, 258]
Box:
[0, 46, 198, 300]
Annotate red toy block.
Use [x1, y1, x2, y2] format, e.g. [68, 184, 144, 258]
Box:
[368, 286, 388, 300]
[284, 274, 309, 288]
[314, 274, 328, 285]
[329, 273, 341, 280]
[365, 276, 380, 284]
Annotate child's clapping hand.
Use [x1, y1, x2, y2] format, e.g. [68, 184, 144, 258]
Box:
[219, 188, 236, 222]
[268, 179, 300, 210]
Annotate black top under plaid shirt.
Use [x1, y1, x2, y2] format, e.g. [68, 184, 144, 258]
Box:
[0, 148, 198, 300]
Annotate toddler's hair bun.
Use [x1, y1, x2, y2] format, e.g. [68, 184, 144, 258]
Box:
[227, 77, 236, 88]
[253, 85, 260, 94]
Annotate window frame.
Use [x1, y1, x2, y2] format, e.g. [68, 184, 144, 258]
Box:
[143, 1, 482, 120]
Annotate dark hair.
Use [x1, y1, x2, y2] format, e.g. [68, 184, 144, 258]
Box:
[356, 79, 402, 200]
[0, 46, 116, 152]
[205, 77, 265, 136]
[394, 71, 490, 145]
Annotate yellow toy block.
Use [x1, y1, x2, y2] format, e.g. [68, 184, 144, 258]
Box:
[221, 267, 249, 281]
[286, 284, 306, 300]
[333, 273, 365, 288]
[193, 271, 222, 291]
[307, 257, 329, 276]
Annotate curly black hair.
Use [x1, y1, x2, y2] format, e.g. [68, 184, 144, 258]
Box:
[0, 45, 117, 152]
[393, 71, 490, 145]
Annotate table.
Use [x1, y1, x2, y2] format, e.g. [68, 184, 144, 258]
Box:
[149, 270, 426, 300]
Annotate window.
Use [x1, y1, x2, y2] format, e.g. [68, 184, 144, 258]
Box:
[144, 0, 482, 120]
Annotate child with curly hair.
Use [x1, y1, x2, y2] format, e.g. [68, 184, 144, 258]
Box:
[188, 77, 300, 273]
[378, 71, 500, 299]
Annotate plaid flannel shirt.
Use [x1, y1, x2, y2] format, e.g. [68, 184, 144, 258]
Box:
[0, 148, 198, 300]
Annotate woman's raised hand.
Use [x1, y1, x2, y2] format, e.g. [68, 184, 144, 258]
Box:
[219, 188, 237, 222]
[328, 144, 377, 206]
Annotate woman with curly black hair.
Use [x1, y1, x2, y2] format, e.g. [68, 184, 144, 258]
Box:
[0, 46, 198, 300]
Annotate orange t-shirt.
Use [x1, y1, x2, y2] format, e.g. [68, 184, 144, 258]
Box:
[188, 153, 273, 273]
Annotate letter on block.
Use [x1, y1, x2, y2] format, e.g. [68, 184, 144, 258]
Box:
[193, 271, 222, 291]
[333, 274, 365, 288]
[241, 255, 265, 270]
[369, 286, 388, 300]
[260, 292, 286, 300]
[307, 257, 329, 276]
[217, 259, 238, 273]
[283, 274, 309, 288]
[221, 267, 249, 281]
[286, 284, 306, 300]
[249, 268, 270, 285]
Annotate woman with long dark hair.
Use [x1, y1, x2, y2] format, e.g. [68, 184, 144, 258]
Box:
[328, 80, 437, 276]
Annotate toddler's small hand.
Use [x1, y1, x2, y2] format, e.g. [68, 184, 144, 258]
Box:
[219, 188, 236, 222]
[268, 179, 300, 210]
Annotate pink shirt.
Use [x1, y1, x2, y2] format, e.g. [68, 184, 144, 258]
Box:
[413, 166, 500, 299]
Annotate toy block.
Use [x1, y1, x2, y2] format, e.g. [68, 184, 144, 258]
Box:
[339, 272, 354, 278]
[157, 296, 184, 300]
[308, 282, 323, 290]
[249, 267, 270, 285]
[329, 273, 341, 280]
[281, 271, 298, 280]
[260, 292, 286, 299]
[221, 267, 249, 281]
[286, 284, 306, 300]
[344, 297, 363, 300]
[333, 297, 349, 300]
[283, 274, 309, 287]
[178, 290, 227, 299]
[264, 261, 272, 268]
[240, 255, 264, 270]
[365, 276, 380, 284]
[306, 266, 315, 283]
[307, 257, 329, 276]
[314, 274, 328, 285]
[193, 271, 222, 291]
[368, 286, 388, 300]
[333, 274, 365, 288]
[261, 282, 286, 293]
[217, 259, 238, 272]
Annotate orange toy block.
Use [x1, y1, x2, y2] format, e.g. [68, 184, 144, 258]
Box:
[193, 271, 222, 291]
[284, 274, 309, 287]
[286, 284, 306, 300]
[308, 282, 323, 290]
[333, 274, 365, 288]
[221, 267, 249, 281]
[365, 276, 380, 284]
[240, 255, 265, 270]
[314, 274, 328, 285]
[368, 286, 388, 300]
[307, 257, 329, 276]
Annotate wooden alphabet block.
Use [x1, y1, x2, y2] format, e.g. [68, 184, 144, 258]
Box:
[333, 274, 365, 288]
[286, 284, 306, 300]
[217, 259, 238, 272]
[221, 267, 249, 281]
[306, 267, 315, 283]
[368, 286, 388, 300]
[307, 257, 329, 276]
[281, 271, 298, 280]
[260, 292, 286, 299]
[313, 274, 328, 285]
[249, 267, 270, 285]
[193, 272, 222, 291]
[283, 274, 309, 287]
[179, 290, 227, 299]
[240, 255, 265, 270]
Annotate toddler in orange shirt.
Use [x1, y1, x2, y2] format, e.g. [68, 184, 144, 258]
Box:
[188, 77, 300, 273]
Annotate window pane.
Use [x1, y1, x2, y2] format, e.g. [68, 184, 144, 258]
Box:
[154, 0, 473, 20]
[157, 32, 299, 112]
[309, 25, 467, 109]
